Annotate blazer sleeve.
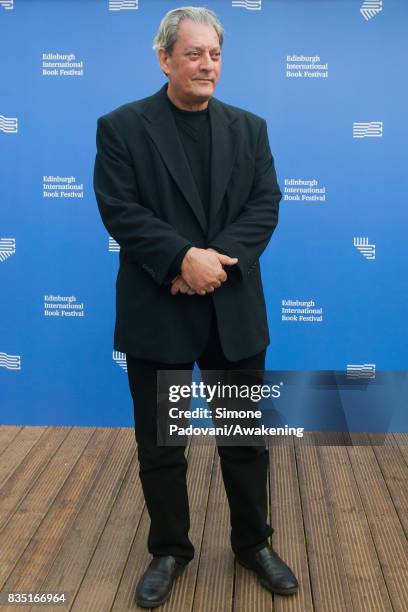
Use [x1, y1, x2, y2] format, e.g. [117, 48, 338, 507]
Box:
[93, 115, 192, 286]
[208, 119, 281, 279]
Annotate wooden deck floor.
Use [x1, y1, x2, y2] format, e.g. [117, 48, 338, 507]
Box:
[0, 426, 407, 611]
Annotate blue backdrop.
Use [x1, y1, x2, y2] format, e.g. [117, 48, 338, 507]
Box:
[1, 0, 407, 429]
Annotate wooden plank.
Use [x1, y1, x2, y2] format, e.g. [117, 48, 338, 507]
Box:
[268, 435, 314, 612]
[368, 433, 408, 537]
[393, 433, 408, 445]
[346, 441, 408, 611]
[234, 562, 273, 612]
[0, 427, 119, 607]
[369, 433, 400, 448]
[319, 443, 392, 611]
[0, 427, 94, 589]
[111, 507, 150, 611]
[163, 438, 216, 612]
[192, 453, 234, 612]
[0, 426, 23, 453]
[0, 426, 47, 490]
[300, 431, 346, 446]
[393, 433, 408, 465]
[111, 439, 194, 611]
[34, 428, 135, 611]
[0, 426, 403, 611]
[348, 433, 372, 446]
[0, 427, 70, 531]
[233, 440, 273, 612]
[69, 450, 143, 611]
[295, 433, 352, 612]
[233, 438, 272, 612]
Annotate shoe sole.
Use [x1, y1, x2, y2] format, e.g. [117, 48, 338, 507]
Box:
[136, 564, 186, 608]
[237, 559, 298, 596]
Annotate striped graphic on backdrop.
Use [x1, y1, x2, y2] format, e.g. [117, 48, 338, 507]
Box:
[113, 351, 127, 372]
[0, 238, 16, 263]
[353, 237, 376, 260]
[0, 1, 13, 10]
[347, 364, 376, 378]
[353, 121, 383, 138]
[360, 0, 383, 21]
[0, 115, 18, 133]
[0, 352, 21, 370]
[108, 0, 138, 11]
[108, 237, 120, 252]
[232, 0, 262, 10]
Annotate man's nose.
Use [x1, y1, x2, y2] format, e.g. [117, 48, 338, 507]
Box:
[199, 52, 214, 71]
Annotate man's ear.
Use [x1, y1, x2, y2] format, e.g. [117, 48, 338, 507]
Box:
[157, 49, 170, 77]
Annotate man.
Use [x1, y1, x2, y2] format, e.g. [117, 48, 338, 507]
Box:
[94, 6, 298, 608]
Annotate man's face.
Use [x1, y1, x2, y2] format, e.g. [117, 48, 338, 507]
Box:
[158, 19, 222, 106]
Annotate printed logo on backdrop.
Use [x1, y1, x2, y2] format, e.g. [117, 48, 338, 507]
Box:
[0, 352, 21, 370]
[0, 0, 13, 10]
[281, 300, 323, 323]
[44, 295, 85, 318]
[109, 237, 120, 252]
[232, 0, 261, 10]
[43, 176, 83, 199]
[113, 351, 127, 372]
[360, 0, 383, 21]
[0, 115, 18, 134]
[42, 54, 84, 77]
[353, 122, 383, 138]
[353, 237, 376, 260]
[347, 364, 376, 378]
[286, 55, 328, 79]
[108, 0, 138, 10]
[284, 179, 326, 203]
[0, 238, 16, 263]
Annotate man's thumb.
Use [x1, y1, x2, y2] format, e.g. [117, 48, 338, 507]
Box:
[217, 254, 238, 266]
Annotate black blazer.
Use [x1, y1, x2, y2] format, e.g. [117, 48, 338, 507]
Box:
[93, 83, 281, 363]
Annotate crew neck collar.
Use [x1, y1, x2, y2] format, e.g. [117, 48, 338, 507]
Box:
[166, 93, 209, 116]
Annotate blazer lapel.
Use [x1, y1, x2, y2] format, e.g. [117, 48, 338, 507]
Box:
[208, 97, 240, 228]
[141, 84, 207, 234]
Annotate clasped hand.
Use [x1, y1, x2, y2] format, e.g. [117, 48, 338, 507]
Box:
[170, 247, 238, 296]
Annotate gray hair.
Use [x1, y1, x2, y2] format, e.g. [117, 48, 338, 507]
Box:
[152, 6, 224, 55]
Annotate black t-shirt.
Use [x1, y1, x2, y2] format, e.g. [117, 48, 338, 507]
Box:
[167, 95, 211, 221]
[167, 95, 212, 278]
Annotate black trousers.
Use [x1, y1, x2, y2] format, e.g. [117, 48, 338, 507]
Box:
[126, 305, 273, 563]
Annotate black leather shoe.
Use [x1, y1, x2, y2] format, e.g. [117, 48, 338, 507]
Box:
[136, 555, 186, 608]
[237, 545, 298, 595]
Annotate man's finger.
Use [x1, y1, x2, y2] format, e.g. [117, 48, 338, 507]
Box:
[171, 277, 196, 296]
[171, 281, 183, 295]
[214, 253, 238, 266]
[209, 279, 223, 288]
